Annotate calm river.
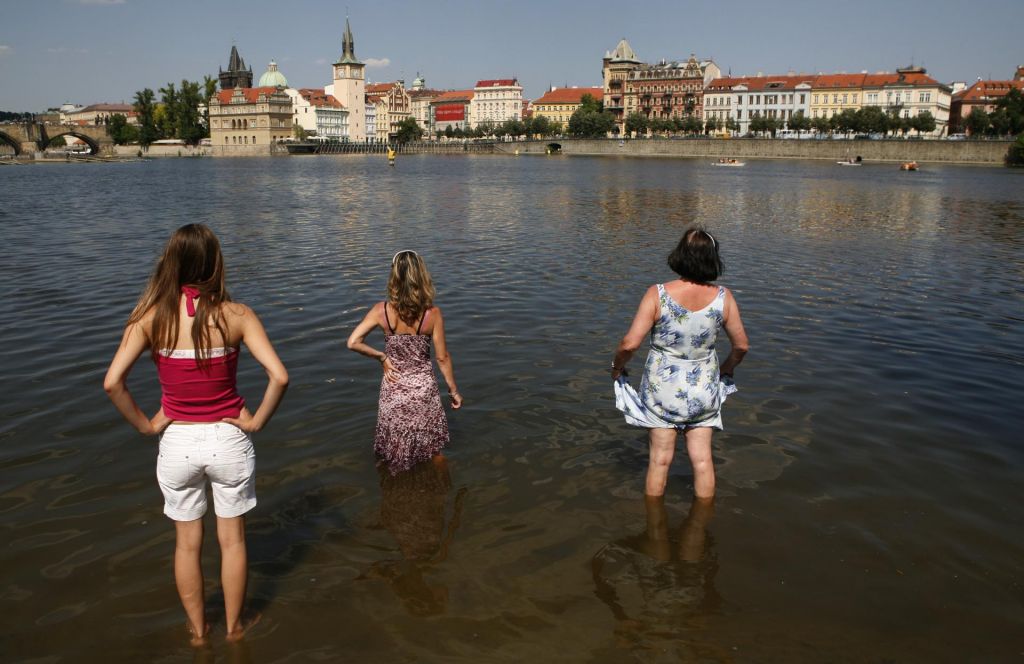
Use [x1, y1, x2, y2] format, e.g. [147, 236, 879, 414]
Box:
[1, 154, 1022, 662]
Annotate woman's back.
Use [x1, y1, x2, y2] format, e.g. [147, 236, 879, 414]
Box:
[652, 282, 725, 359]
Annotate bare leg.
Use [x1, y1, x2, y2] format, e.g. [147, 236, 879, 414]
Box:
[216, 515, 248, 638]
[684, 427, 715, 498]
[173, 518, 206, 643]
[679, 497, 715, 562]
[645, 428, 678, 497]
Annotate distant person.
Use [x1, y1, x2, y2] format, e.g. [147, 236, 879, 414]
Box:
[347, 250, 462, 473]
[103, 224, 288, 644]
[612, 228, 749, 498]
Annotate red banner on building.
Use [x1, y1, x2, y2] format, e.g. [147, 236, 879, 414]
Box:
[435, 104, 465, 122]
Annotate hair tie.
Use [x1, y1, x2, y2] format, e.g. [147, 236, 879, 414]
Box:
[181, 285, 200, 318]
[703, 230, 716, 247]
[392, 249, 419, 264]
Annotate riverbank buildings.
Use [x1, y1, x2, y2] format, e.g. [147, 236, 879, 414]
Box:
[366, 82, 411, 142]
[408, 75, 443, 135]
[533, 87, 604, 129]
[705, 75, 813, 135]
[430, 90, 474, 133]
[208, 86, 293, 153]
[948, 66, 1024, 134]
[287, 88, 348, 140]
[470, 79, 523, 128]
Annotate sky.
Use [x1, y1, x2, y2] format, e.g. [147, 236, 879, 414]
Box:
[0, 0, 1021, 111]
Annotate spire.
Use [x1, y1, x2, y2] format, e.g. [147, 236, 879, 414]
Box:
[337, 17, 362, 65]
[228, 45, 242, 71]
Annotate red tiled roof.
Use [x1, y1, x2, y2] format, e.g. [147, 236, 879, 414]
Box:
[861, 72, 940, 87]
[366, 82, 397, 94]
[475, 79, 518, 88]
[297, 88, 343, 109]
[707, 75, 813, 91]
[366, 93, 385, 104]
[533, 87, 604, 104]
[407, 88, 443, 99]
[953, 79, 1024, 102]
[215, 87, 282, 104]
[433, 89, 474, 102]
[812, 73, 867, 89]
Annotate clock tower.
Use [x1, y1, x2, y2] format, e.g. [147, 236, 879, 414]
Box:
[332, 18, 366, 142]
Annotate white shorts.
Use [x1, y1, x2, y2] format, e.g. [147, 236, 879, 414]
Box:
[156, 422, 256, 521]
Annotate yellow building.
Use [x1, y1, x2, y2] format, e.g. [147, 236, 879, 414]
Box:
[209, 86, 293, 154]
[809, 73, 866, 119]
[532, 87, 604, 129]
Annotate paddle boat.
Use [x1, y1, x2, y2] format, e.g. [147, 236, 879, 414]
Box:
[899, 161, 919, 171]
[712, 158, 746, 167]
[838, 156, 863, 166]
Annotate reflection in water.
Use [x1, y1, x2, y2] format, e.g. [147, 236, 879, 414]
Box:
[358, 458, 467, 616]
[592, 497, 722, 657]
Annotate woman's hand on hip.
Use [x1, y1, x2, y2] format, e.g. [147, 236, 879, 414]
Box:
[146, 407, 173, 436]
[382, 356, 400, 383]
[222, 407, 260, 432]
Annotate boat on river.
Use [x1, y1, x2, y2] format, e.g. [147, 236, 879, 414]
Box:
[900, 161, 919, 171]
[712, 158, 745, 167]
[838, 156, 863, 166]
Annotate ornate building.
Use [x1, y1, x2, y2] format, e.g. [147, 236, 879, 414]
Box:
[329, 19, 367, 141]
[219, 46, 253, 91]
[366, 81, 411, 141]
[287, 88, 348, 140]
[623, 56, 720, 126]
[209, 86, 293, 153]
[469, 79, 523, 128]
[950, 75, 1024, 133]
[602, 39, 642, 132]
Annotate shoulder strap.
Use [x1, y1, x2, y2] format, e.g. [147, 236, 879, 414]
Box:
[416, 308, 429, 335]
[383, 302, 394, 334]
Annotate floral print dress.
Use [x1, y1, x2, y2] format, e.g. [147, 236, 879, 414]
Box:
[615, 284, 736, 430]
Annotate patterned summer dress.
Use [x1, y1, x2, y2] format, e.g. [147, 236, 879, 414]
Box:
[375, 305, 450, 473]
[615, 284, 736, 430]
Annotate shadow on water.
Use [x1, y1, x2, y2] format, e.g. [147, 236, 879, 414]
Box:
[591, 496, 725, 661]
[357, 457, 468, 616]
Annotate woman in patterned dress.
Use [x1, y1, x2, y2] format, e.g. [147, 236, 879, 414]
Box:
[612, 228, 749, 498]
[347, 251, 462, 473]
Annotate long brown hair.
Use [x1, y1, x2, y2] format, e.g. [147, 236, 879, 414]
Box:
[388, 251, 435, 326]
[127, 224, 230, 364]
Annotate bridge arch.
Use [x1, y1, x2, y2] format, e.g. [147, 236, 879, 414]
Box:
[45, 131, 102, 155]
[0, 131, 21, 156]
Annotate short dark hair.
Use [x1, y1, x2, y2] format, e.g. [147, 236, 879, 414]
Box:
[667, 227, 723, 282]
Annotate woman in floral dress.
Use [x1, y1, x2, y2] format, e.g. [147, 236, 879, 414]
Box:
[612, 228, 749, 498]
[348, 251, 462, 473]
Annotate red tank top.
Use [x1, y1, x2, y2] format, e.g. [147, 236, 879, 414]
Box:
[154, 287, 245, 422]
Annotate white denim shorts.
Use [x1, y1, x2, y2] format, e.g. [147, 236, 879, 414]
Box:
[156, 422, 256, 521]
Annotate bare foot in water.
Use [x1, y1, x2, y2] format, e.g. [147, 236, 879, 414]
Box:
[225, 612, 262, 643]
[188, 622, 211, 647]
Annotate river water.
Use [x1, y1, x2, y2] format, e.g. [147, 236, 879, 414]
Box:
[2, 155, 1022, 662]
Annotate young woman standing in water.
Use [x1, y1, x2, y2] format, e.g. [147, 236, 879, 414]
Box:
[347, 250, 462, 473]
[104, 224, 288, 643]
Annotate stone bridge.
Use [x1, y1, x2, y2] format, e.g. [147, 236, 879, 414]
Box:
[0, 122, 114, 156]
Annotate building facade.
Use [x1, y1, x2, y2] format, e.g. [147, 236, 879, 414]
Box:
[61, 103, 137, 126]
[602, 39, 642, 133]
[430, 90, 474, 133]
[470, 79, 522, 128]
[365, 101, 377, 140]
[209, 86, 294, 151]
[532, 87, 603, 129]
[409, 87, 443, 135]
[810, 73, 866, 119]
[219, 45, 253, 90]
[705, 75, 812, 134]
[860, 67, 951, 136]
[623, 56, 720, 125]
[330, 19, 367, 141]
[949, 75, 1024, 133]
[366, 81, 411, 140]
[287, 88, 348, 139]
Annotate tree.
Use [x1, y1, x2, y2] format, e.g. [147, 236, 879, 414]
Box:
[856, 106, 889, 135]
[911, 110, 936, 136]
[704, 116, 721, 135]
[683, 115, 702, 134]
[993, 88, 1024, 135]
[726, 117, 740, 134]
[293, 122, 307, 140]
[530, 115, 553, 137]
[987, 108, 1011, 136]
[108, 113, 139, 144]
[567, 105, 615, 138]
[443, 125, 454, 139]
[749, 115, 766, 135]
[202, 75, 218, 135]
[834, 108, 860, 134]
[787, 111, 811, 133]
[965, 107, 990, 136]
[1006, 134, 1024, 166]
[625, 112, 648, 136]
[578, 93, 602, 114]
[475, 120, 495, 137]
[394, 117, 422, 143]
[811, 115, 831, 134]
[133, 88, 158, 147]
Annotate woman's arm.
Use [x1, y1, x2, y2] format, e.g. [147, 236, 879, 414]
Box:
[103, 318, 171, 435]
[719, 289, 750, 377]
[430, 307, 462, 409]
[222, 305, 289, 432]
[346, 303, 399, 383]
[612, 286, 659, 380]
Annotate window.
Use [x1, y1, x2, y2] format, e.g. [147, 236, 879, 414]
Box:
[737, 110, 742, 119]
[919, 92, 931, 103]
[813, 94, 818, 104]
[842, 94, 848, 104]
[833, 94, 839, 104]
[800, 94, 806, 104]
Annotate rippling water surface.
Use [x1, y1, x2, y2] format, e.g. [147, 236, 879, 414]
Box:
[2, 155, 1023, 662]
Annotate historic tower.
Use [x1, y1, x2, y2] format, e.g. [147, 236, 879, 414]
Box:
[219, 45, 253, 90]
[332, 18, 366, 141]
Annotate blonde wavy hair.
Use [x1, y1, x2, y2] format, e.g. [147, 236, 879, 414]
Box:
[388, 251, 435, 326]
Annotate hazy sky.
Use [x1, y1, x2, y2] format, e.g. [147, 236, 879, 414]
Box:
[1, 0, 1021, 111]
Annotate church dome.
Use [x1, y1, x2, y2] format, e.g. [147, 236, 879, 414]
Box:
[258, 61, 288, 88]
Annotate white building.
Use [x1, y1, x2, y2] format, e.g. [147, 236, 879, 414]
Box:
[287, 88, 348, 139]
[470, 78, 522, 128]
[705, 75, 814, 134]
[365, 102, 377, 141]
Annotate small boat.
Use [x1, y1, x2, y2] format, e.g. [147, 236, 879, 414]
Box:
[712, 159, 745, 167]
[838, 156, 863, 166]
[899, 161, 919, 171]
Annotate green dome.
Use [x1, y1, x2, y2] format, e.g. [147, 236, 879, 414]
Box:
[258, 61, 288, 88]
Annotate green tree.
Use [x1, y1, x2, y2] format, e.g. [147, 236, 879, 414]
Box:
[133, 88, 158, 147]
[394, 117, 422, 143]
[749, 115, 766, 135]
[476, 120, 495, 137]
[726, 117, 740, 134]
[856, 106, 889, 135]
[704, 116, 721, 135]
[578, 93, 602, 114]
[787, 111, 811, 133]
[811, 115, 831, 134]
[443, 125, 454, 139]
[993, 88, 1024, 135]
[107, 113, 139, 144]
[911, 110, 936, 136]
[834, 108, 860, 134]
[293, 122, 307, 140]
[987, 108, 1011, 136]
[530, 115, 553, 137]
[1006, 134, 1024, 166]
[625, 112, 648, 136]
[567, 106, 615, 138]
[965, 107, 990, 136]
